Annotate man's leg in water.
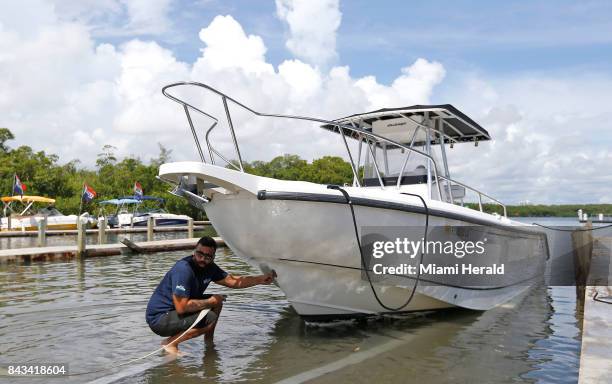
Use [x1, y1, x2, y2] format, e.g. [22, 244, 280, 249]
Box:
[204, 301, 223, 343]
[162, 321, 216, 354]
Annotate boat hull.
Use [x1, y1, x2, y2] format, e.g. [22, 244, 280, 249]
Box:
[0, 216, 95, 231]
[114, 213, 191, 227]
[159, 162, 548, 318]
[204, 192, 546, 318]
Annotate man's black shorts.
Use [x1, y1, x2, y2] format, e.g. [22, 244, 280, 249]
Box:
[149, 295, 218, 337]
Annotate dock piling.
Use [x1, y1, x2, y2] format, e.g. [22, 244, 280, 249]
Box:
[37, 216, 47, 247]
[76, 219, 87, 258]
[147, 217, 154, 241]
[188, 218, 194, 238]
[572, 222, 593, 286]
[98, 217, 107, 245]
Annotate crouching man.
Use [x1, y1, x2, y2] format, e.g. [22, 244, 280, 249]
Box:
[146, 236, 275, 354]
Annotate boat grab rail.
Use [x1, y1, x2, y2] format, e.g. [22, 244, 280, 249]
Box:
[436, 174, 507, 217]
[161, 81, 442, 194]
[161, 81, 505, 216]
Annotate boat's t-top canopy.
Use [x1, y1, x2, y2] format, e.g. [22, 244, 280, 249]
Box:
[119, 196, 165, 203]
[321, 104, 490, 147]
[100, 198, 141, 205]
[1, 196, 56, 204]
[2, 195, 57, 217]
[100, 196, 165, 205]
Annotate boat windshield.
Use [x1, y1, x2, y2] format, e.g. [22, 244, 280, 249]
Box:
[363, 139, 443, 187]
[37, 206, 64, 216]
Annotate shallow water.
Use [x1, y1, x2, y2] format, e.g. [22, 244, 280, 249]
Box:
[0, 246, 582, 383]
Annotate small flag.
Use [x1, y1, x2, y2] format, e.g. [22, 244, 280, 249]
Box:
[13, 174, 26, 196]
[82, 183, 97, 203]
[133, 181, 143, 198]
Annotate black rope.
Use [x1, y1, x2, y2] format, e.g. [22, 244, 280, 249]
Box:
[327, 185, 429, 312]
[532, 222, 612, 232]
[593, 291, 612, 305]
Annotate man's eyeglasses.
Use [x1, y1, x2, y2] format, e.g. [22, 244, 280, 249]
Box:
[194, 250, 215, 260]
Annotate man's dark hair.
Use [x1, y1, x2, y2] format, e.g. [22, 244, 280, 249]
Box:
[197, 236, 217, 251]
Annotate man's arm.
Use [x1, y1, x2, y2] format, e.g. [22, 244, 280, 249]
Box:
[173, 294, 225, 315]
[216, 272, 275, 289]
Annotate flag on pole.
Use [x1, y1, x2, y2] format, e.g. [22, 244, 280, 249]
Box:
[82, 183, 97, 203]
[13, 174, 26, 196]
[133, 181, 143, 199]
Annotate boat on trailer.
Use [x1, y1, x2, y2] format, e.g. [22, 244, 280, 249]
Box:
[157, 81, 549, 320]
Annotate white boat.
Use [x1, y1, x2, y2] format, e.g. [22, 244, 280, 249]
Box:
[1, 195, 96, 231]
[100, 196, 192, 228]
[157, 82, 549, 320]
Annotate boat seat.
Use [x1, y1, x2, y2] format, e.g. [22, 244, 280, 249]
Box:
[363, 166, 429, 186]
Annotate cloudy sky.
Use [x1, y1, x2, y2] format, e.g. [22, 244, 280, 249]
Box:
[1, 0, 611, 204]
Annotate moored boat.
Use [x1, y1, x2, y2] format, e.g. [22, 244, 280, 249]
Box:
[100, 196, 191, 228]
[156, 81, 549, 320]
[1, 195, 96, 231]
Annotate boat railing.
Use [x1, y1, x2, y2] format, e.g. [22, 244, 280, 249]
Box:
[161, 81, 506, 217]
[436, 175, 507, 217]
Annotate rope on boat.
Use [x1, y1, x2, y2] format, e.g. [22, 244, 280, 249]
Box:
[532, 222, 612, 232]
[593, 292, 612, 305]
[65, 309, 210, 377]
[327, 185, 429, 312]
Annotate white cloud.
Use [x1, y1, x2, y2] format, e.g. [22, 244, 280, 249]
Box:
[275, 0, 341, 67]
[196, 15, 274, 75]
[439, 73, 612, 204]
[46, 0, 173, 37]
[0, 6, 442, 170]
[1, 1, 609, 205]
[123, 0, 173, 35]
[355, 58, 446, 109]
[278, 59, 321, 102]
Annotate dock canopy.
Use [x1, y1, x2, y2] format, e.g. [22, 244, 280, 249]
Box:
[1, 195, 56, 204]
[321, 104, 490, 147]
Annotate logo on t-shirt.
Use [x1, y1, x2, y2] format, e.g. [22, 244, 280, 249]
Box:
[176, 285, 186, 292]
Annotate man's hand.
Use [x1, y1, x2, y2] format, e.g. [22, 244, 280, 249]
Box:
[260, 271, 276, 285]
[206, 294, 226, 307]
[216, 271, 277, 288]
[173, 294, 226, 314]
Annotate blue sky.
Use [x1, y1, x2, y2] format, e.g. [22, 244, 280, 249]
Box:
[1, 0, 611, 204]
[85, 0, 612, 82]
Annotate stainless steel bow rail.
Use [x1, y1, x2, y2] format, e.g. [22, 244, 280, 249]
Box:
[161, 81, 506, 216]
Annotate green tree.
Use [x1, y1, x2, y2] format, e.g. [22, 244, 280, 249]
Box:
[0, 128, 15, 153]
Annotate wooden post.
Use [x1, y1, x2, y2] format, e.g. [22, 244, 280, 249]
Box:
[188, 218, 194, 238]
[76, 218, 87, 259]
[129, 216, 134, 241]
[98, 217, 107, 245]
[572, 221, 593, 287]
[147, 216, 154, 242]
[37, 216, 47, 247]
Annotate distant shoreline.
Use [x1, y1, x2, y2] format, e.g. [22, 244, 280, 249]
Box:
[465, 203, 612, 217]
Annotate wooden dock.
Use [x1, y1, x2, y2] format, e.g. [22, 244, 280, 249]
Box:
[0, 237, 225, 264]
[578, 236, 612, 384]
[0, 221, 211, 237]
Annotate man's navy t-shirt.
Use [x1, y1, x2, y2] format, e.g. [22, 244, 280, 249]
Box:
[146, 255, 228, 326]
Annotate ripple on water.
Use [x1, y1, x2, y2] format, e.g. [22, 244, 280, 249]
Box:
[0, 249, 581, 383]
